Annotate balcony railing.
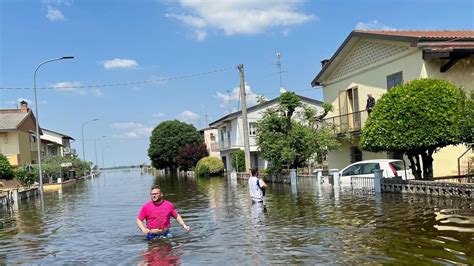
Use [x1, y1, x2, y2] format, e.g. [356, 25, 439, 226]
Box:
[324, 110, 369, 134]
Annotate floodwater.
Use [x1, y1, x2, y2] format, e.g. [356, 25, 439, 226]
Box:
[1, 169, 474, 264]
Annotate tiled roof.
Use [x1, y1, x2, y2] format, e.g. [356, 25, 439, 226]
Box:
[354, 30, 474, 40]
[0, 112, 29, 130]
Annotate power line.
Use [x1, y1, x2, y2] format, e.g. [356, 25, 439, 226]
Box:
[0, 66, 234, 90]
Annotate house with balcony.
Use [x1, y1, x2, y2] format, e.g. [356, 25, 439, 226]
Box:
[209, 94, 324, 172]
[0, 101, 41, 166]
[41, 128, 76, 158]
[311, 30, 474, 177]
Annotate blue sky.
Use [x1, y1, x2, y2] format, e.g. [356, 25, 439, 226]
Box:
[1, 0, 473, 167]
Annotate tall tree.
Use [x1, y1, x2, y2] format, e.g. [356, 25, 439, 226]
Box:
[360, 79, 472, 180]
[148, 120, 202, 171]
[176, 143, 209, 171]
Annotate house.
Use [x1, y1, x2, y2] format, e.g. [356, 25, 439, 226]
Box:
[41, 128, 75, 158]
[199, 127, 220, 158]
[209, 94, 324, 172]
[311, 30, 474, 177]
[0, 101, 41, 166]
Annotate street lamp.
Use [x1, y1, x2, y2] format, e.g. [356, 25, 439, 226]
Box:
[34, 56, 74, 192]
[81, 118, 99, 161]
[94, 136, 106, 168]
[102, 146, 111, 170]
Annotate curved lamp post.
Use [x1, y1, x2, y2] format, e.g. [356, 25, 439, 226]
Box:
[101, 146, 111, 170]
[94, 136, 106, 168]
[81, 118, 99, 161]
[34, 56, 74, 192]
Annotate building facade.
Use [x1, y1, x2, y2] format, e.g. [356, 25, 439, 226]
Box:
[311, 30, 474, 177]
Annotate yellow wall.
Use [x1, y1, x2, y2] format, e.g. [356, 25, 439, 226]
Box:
[327, 138, 389, 170]
[321, 38, 473, 177]
[18, 131, 33, 165]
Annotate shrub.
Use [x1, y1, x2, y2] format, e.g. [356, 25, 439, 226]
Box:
[0, 154, 14, 180]
[231, 150, 245, 172]
[14, 167, 35, 186]
[195, 156, 224, 177]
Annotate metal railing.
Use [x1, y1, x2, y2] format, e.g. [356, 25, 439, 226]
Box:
[350, 176, 375, 191]
[324, 110, 369, 134]
[457, 144, 473, 177]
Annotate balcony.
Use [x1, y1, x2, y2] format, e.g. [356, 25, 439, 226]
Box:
[324, 110, 369, 135]
[210, 139, 233, 151]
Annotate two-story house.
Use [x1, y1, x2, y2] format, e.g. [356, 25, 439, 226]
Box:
[209, 94, 324, 172]
[0, 101, 42, 166]
[311, 30, 473, 177]
[199, 127, 220, 158]
[41, 129, 75, 158]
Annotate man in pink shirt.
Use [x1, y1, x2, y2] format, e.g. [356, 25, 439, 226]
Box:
[137, 185, 191, 240]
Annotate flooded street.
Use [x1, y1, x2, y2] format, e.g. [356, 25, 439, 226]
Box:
[1, 169, 474, 264]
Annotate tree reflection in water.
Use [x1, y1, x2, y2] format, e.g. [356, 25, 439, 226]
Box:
[140, 240, 180, 265]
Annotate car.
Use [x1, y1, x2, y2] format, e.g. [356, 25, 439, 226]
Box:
[337, 159, 414, 186]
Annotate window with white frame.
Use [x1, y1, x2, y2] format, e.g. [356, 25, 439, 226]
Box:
[249, 122, 257, 136]
[387, 71, 403, 90]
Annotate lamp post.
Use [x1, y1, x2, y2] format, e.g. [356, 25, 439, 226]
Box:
[34, 56, 74, 192]
[94, 136, 106, 168]
[102, 146, 111, 170]
[81, 118, 99, 162]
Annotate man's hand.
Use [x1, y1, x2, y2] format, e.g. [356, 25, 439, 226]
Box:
[182, 224, 191, 232]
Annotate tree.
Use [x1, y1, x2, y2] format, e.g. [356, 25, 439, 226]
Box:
[148, 120, 202, 171]
[176, 143, 209, 171]
[195, 156, 224, 177]
[0, 154, 14, 180]
[231, 149, 245, 172]
[360, 79, 472, 180]
[256, 92, 339, 173]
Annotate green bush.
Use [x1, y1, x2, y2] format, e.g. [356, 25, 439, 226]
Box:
[195, 156, 224, 177]
[0, 154, 14, 180]
[231, 150, 245, 172]
[14, 167, 35, 186]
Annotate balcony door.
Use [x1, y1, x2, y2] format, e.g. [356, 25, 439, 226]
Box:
[339, 87, 360, 131]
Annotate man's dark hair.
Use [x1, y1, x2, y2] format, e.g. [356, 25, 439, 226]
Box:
[251, 167, 259, 176]
[151, 185, 161, 191]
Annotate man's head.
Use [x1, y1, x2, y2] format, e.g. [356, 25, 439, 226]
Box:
[251, 167, 259, 177]
[367, 93, 372, 98]
[150, 185, 163, 203]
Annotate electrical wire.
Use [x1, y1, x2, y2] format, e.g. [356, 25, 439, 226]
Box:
[0, 66, 235, 90]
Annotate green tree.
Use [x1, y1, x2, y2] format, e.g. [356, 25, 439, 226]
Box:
[0, 154, 14, 180]
[256, 92, 339, 173]
[360, 79, 472, 180]
[231, 149, 245, 172]
[148, 120, 202, 171]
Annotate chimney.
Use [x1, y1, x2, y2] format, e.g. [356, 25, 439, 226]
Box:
[20, 101, 28, 113]
[321, 59, 330, 68]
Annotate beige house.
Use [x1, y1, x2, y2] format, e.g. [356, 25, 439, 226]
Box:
[0, 101, 41, 166]
[199, 127, 220, 158]
[311, 30, 473, 177]
[41, 129, 75, 158]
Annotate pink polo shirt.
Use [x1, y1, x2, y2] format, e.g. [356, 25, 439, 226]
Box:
[138, 200, 178, 229]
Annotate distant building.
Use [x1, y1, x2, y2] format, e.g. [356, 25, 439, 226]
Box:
[209, 94, 324, 172]
[311, 30, 474, 177]
[199, 127, 220, 158]
[41, 128, 75, 158]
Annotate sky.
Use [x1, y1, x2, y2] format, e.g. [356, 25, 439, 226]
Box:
[1, 0, 473, 167]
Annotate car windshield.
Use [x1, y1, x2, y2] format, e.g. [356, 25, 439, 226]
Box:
[390, 161, 405, 171]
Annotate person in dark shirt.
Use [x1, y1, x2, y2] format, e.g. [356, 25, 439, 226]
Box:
[366, 94, 376, 115]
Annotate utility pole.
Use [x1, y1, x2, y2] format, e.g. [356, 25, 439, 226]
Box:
[238, 64, 251, 173]
[276, 51, 283, 89]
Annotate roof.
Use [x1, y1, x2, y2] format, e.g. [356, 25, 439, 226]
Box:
[42, 128, 75, 140]
[209, 94, 323, 127]
[311, 30, 474, 86]
[0, 112, 30, 131]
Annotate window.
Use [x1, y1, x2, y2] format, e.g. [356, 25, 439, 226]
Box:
[210, 133, 215, 142]
[220, 127, 226, 141]
[387, 72, 403, 90]
[350, 146, 362, 163]
[342, 164, 363, 176]
[362, 163, 380, 174]
[249, 122, 257, 136]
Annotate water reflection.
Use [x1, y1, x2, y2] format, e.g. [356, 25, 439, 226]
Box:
[141, 240, 180, 265]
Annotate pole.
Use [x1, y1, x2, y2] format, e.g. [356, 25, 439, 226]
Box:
[81, 118, 99, 162]
[101, 146, 110, 170]
[33, 56, 74, 193]
[276, 51, 283, 89]
[94, 136, 105, 168]
[238, 64, 251, 173]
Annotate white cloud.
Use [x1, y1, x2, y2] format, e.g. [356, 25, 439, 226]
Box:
[51, 81, 87, 95]
[153, 112, 166, 118]
[355, 20, 396, 31]
[111, 122, 153, 139]
[215, 82, 258, 113]
[165, 0, 315, 40]
[46, 5, 65, 21]
[102, 58, 138, 69]
[177, 110, 200, 123]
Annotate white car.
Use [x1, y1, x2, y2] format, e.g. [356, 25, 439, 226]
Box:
[338, 159, 414, 186]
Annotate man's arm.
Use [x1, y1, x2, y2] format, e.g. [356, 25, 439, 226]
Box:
[136, 218, 151, 235]
[175, 214, 191, 232]
[259, 178, 268, 189]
